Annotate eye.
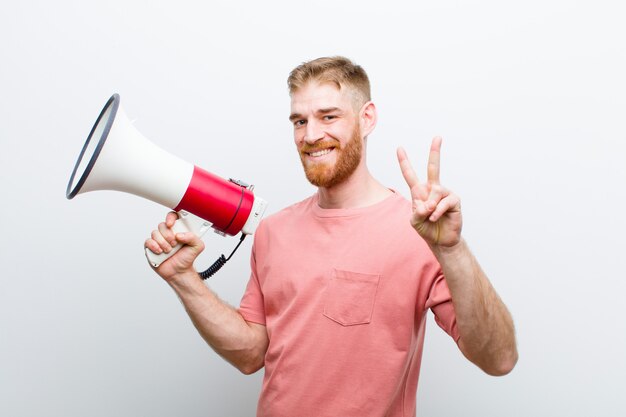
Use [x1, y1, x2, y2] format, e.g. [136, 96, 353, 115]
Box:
[323, 115, 337, 121]
[294, 119, 306, 127]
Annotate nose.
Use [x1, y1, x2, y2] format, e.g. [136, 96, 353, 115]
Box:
[304, 120, 324, 144]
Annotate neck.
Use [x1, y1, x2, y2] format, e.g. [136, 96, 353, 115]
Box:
[316, 163, 392, 209]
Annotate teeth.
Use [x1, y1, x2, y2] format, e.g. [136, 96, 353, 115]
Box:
[309, 149, 332, 157]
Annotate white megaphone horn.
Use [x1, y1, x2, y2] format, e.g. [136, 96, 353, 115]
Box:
[66, 94, 268, 274]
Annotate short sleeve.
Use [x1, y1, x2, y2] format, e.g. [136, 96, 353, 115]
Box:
[425, 271, 460, 342]
[238, 236, 267, 325]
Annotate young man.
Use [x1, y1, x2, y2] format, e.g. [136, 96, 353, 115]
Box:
[145, 56, 518, 417]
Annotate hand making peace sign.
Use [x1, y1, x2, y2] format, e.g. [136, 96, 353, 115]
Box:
[397, 137, 463, 247]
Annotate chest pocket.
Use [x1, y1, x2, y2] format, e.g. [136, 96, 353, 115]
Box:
[323, 269, 381, 326]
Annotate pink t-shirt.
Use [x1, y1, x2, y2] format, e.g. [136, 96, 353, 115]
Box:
[239, 191, 459, 417]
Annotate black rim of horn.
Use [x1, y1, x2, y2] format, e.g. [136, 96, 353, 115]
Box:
[66, 94, 120, 199]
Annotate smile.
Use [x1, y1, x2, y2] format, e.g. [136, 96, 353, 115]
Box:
[307, 148, 334, 157]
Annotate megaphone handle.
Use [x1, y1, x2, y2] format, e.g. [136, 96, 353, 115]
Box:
[145, 211, 212, 268]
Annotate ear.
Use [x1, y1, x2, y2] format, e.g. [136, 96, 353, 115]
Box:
[359, 101, 377, 137]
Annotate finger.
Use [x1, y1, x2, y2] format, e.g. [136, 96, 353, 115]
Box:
[398, 147, 429, 200]
[427, 136, 442, 185]
[152, 226, 173, 252]
[144, 238, 163, 254]
[174, 232, 205, 255]
[158, 221, 178, 247]
[411, 198, 434, 227]
[165, 211, 179, 228]
[428, 194, 461, 223]
[175, 231, 201, 246]
[397, 147, 421, 189]
[426, 184, 448, 211]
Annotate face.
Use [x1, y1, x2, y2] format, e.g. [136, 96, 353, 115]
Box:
[289, 82, 365, 188]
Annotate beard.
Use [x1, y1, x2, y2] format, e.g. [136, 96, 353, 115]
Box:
[298, 125, 363, 188]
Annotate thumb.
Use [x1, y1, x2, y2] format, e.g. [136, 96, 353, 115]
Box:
[175, 232, 205, 254]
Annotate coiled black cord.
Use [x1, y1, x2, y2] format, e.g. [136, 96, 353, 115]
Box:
[199, 233, 247, 280]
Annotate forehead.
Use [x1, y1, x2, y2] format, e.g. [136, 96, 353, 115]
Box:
[290, 81, 354, 113]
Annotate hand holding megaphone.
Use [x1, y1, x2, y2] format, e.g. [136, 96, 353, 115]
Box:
[67, 94, 268, 275]
[144, 210, 212, 268]
[145, 211, 208, 275]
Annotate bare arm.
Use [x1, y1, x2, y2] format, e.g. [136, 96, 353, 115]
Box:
[398, 138, 518, 376]
[430, 240, 517, 375]
[145, 212, 268, 375]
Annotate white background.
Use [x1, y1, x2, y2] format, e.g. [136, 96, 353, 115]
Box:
[1, 1, 625, 416]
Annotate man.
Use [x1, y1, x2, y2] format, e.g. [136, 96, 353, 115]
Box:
[145, 56, 518, 416]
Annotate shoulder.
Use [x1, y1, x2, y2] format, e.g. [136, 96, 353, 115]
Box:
[386, 190, 412, 211]
[253, 194, 316, 240]
[372, 190, 414, 223]
[378, 191, 439, 263]
[264, 194, 314, 225]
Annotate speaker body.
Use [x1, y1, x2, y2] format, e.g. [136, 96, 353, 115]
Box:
[67, 94, 266, 237]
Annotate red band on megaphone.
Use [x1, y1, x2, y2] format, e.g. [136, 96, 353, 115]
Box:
[174, 166, 255, 236]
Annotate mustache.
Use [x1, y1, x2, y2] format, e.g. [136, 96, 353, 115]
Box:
[300, 140, 340, 153]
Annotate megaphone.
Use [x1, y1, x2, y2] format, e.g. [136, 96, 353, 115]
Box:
[66, 94, 268, 272]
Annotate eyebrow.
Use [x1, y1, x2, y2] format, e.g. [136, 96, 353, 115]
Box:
[288, 113, 302, 122]
[289, 107, 342, 122]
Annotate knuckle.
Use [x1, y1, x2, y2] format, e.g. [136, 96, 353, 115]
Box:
[158, 223, 172, 237]
[151, 230, 160, 240]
